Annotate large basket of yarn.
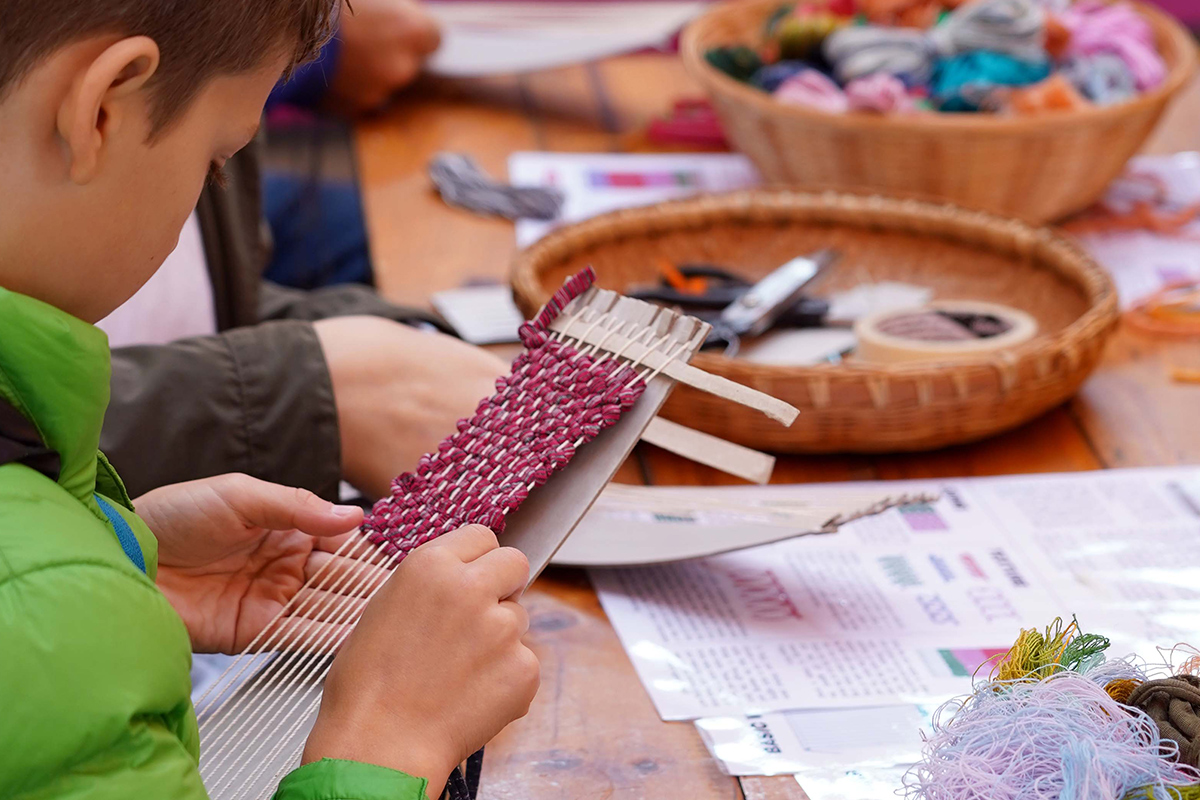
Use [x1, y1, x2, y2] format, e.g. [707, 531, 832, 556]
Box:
[680, 0, 1197, 224]
[510, 190, 1119, 454]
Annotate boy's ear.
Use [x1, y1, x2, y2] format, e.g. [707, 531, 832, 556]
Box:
[56, 36, 161, 185]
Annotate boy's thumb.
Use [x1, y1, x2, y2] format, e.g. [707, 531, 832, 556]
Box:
[221, 474, 363, 535]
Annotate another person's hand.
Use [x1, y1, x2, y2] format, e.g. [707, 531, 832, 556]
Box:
[138, 474, 365, 654]
[330, 0, 441, 113]
[304, 525, 539, 798]
[313, 316, 508, 499]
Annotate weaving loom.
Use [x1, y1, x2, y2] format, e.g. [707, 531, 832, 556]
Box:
[195, 268, 805, 799]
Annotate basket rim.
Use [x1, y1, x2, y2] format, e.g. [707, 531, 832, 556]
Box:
[509, 188, 1120, 381]
[680, 0, 1199, 134]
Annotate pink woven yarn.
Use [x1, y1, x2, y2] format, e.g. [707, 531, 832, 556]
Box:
[362, 267, 647, 559]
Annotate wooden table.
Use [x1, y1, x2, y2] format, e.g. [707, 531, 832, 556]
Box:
[356, 55, 1200, 800]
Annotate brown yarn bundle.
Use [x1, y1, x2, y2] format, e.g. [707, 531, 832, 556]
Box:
[1128, 675, 1200, 767]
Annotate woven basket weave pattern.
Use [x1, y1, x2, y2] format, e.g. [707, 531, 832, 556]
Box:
[511, 190, 1119, 453]
[680, 0, 1198, 223]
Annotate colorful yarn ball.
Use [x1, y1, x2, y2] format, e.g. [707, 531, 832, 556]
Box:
[903, 672, 1200, 800]
[1044, 12, 1072, 59]
[823, 24, 937, 84]
[991, 618, 1112, 682]
[1060, 1, 1167, 91]
[1128, 676, 1200, 767]
[929, 0, 1047, 63]
[752, 60, 815, 92]
[1003, 73, 1090, 114]
[705, 46, 765, 83]
[932, 50, 1051, 111]
[768, 6, 849, 60]
[1063, 52, 1138, 104]
[860, 0, 943, 29]
[1126, 785, 1200, 800]
[773, 68, 850, 112]
[845, 72, 920, 112]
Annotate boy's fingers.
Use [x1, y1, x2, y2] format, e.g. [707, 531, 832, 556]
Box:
[267, 617, 355, 655]
[470, 546, 530, 600]
[313, 530, 360, 554]
[223, 475, 362, 536]
[304, 551, 393, 596]
[292, 588, 369, 623]
[424, 524, 499, 562]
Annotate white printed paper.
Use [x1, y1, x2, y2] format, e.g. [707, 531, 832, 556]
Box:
[695, 704, 933, 776]
[1073, 152, 1200, 309]
[430, 284, 525, 345]
[426, 3, 704, 77]
[592, 466, 1200, 720]
[508, 152, 762, 247]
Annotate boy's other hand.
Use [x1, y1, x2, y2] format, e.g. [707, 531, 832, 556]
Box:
[138, 474, 365, 654]
[330, 0, 441, 113]
[314, 316, 508, 499]
[304, 525, 539, 797]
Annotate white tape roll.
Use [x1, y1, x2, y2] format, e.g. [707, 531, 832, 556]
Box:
[853, 300, 1038, 364]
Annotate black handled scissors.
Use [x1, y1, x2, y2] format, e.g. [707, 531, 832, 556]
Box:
[629, 253, 837, 356]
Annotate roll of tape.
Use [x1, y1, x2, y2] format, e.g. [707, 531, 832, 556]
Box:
[853, 300, 1038, 364]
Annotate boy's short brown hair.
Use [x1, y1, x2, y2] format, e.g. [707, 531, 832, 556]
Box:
[0, 0, 340, 135]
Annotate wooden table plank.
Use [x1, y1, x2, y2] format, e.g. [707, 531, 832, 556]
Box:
[1069, 327, 1200, 468]
[356, 77, 536, 306]
[520, 65, 620, 152]
[482, 570, 745, 800]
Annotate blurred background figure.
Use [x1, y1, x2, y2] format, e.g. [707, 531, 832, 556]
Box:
[265, 0, 442, 290]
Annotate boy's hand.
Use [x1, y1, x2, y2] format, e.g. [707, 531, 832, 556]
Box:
[330, 0, 441, 113]
[138, 474, 365, 654]
[304, 525, 539, 797]
[314, 316, 508, 499]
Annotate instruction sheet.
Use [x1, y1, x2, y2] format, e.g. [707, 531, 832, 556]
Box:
[508, 152, 762, 247]
[592, 466, 1200, 720]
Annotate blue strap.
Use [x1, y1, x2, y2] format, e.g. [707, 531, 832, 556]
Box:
[95, 494, 147, 575]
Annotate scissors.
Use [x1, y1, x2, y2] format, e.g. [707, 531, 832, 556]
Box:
[630, 250, 838, 356]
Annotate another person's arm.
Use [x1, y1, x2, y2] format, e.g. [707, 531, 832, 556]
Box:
[103, 319, 506, 501]
[269, 0, 441, 114]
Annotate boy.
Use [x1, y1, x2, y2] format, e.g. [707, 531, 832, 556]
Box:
[0, 3, 539, 800]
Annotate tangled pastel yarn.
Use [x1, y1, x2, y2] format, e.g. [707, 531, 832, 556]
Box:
[904, 672, 1200, 800]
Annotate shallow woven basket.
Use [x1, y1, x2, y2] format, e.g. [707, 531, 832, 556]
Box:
[511, 190, 1119, 453]
[681, 0, 1198, 224]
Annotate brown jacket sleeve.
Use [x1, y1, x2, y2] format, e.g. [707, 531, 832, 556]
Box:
[102, 322, 342, 501]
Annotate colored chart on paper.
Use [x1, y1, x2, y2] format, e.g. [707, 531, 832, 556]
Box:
[938, 647, 1010, 677]
[587, 169, 702, 189]
[899, 502, 949, 532]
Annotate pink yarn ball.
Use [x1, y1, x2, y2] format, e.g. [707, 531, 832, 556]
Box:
[1060, 1, 1167, 91]
[773, 69, 849, 113]
[845, 73, 919, 113]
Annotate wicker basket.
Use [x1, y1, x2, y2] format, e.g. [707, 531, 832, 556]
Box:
[510, 190, 1119, 453]
[680, 0, 1198, 224]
